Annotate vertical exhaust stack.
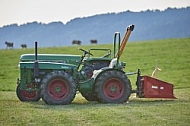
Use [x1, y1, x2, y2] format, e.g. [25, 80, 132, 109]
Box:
[34, 42, 39, 78]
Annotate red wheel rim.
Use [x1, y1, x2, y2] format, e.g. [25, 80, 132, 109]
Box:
[103, 78, 124, 100]
[21, 90, 39, 100]
[48, 79, 69, 100]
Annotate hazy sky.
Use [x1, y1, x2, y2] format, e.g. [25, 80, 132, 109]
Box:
[1, 0, 190, 27]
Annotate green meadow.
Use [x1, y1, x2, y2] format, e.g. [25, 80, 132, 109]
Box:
[0, 38, 190, 125]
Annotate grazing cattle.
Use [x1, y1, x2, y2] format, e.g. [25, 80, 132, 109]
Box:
[5, 41, 13, 49]
[90, 39, 97, 44]
[72, 40, 81, 45]
[21, 44, 27, 49]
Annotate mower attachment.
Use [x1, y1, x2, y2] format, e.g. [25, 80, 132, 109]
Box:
[136, 74, 176, 99]
[135, 69, 176, 99]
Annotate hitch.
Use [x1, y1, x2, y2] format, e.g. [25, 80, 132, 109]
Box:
[136, 69, 144, 97]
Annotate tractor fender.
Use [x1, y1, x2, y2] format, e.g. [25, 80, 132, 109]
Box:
[92, 67, 125, 83]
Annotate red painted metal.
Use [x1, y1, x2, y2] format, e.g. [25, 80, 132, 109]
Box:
[48, 79, 70, 100]
[103, 78, 124, 100]
[21, 90, 39, 100]
[141, 76, 176, 99]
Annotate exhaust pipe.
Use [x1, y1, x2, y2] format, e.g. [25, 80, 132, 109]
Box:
[34, 42, 39, 78]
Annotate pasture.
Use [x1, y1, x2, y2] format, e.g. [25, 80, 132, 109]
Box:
[0, 38, 190, 125]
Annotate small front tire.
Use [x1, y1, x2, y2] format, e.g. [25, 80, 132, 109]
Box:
[16, 84, 40, 102]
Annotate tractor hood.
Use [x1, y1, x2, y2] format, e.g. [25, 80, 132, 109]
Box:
[19, 61, 77, 70]
[20, 54, 81, 66]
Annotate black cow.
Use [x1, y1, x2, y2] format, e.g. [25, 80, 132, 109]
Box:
[5, 41, 13, 49]
[90, 39, 97, 44]
[21, 44, 27, 49]
[72, 40, 81, 45]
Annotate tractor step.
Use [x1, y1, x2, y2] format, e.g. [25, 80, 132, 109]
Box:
[140, 76, 176, 99]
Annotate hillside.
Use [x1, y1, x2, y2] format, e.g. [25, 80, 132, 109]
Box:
[0, 38, 189, 91]
[0, 38, 189, 125]
[0, 7, 190, 49]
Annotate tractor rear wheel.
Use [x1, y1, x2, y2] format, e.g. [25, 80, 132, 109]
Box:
[16, 84, 40, 102]
[95, 70, 131, 103]
[40, 71, 76, 105]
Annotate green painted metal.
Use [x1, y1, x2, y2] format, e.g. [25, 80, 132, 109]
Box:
[84, 57, 111, 63]
[18, 39, 127, 100]
[16, 24, 142, 104]
[113, 32, 121, 67]
[20, 68, 33, 89]
[88, 48, 112, 59]
[20, 54, 81, 66]
[20, 62, 77, 70]
[92, 68, 125, 81]
[78, 78, 94, 92]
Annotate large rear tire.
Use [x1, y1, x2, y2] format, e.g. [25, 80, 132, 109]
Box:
[40, 71, 76, 105]
[95, 70, 131, 103]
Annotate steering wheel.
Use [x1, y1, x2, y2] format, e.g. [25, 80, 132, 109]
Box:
[78, 48, 93, 56]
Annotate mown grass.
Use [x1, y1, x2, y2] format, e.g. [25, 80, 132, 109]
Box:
[0, 90, 190, 126]
[0, 38, 190, 125]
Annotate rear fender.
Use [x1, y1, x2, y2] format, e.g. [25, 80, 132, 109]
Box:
[92, 68, 125, 83]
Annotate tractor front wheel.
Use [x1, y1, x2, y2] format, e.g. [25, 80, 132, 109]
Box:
[40, 71, 76, 105]
[95, 70, 132, 103]
[16, 84, 40, 102]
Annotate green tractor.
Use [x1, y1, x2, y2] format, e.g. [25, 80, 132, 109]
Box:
[16, 24, 176, 105]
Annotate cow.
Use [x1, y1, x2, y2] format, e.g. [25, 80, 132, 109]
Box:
[21, 44, 27, 49]
[90, 39, 97, 44]
[72, 40, 81, 45]
[5, 41, 13, 49]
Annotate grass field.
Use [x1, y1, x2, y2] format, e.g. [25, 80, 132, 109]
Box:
[0, 38, 190, 125]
